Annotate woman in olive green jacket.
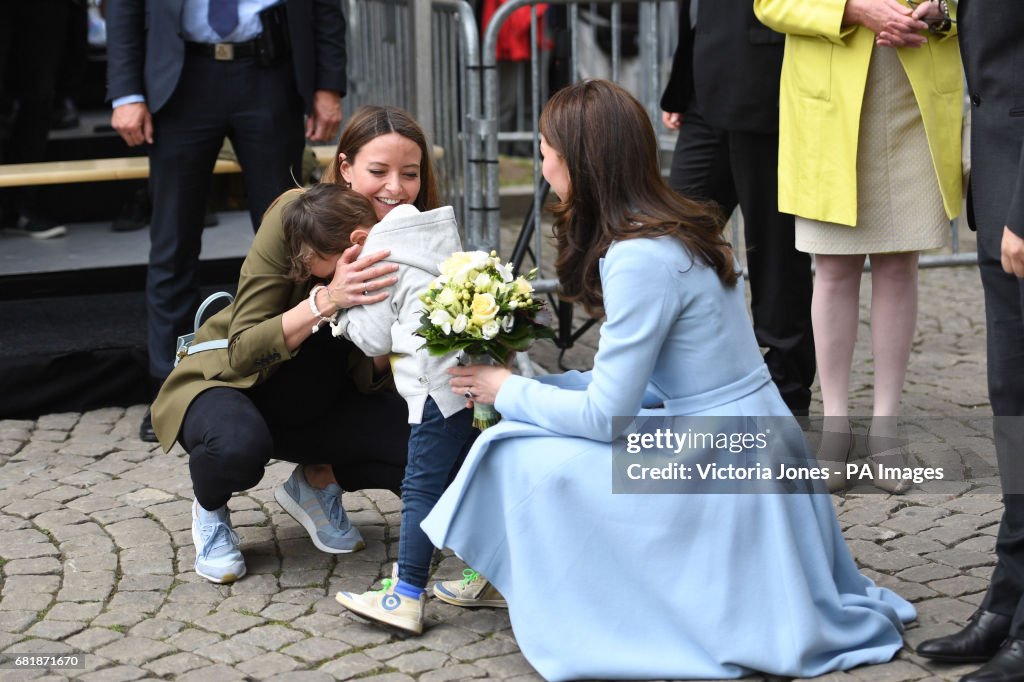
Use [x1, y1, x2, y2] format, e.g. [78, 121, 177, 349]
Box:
[152, 106, 440, 584]
[755, 0, 962, 491]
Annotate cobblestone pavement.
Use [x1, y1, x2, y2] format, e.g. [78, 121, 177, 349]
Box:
[0, 253, 1008, 681]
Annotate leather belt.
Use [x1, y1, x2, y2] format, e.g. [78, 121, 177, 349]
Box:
[185, 39, 261, 61]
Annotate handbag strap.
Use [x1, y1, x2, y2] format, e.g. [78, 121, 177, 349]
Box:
[184, 339, 230, 357]
[194, 291, 234, 332]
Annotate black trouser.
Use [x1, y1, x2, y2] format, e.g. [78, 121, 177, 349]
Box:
[669, 103, 815, 413]
[147, 52, 305, 381]
[182, 333, 410, 510]
[977, 216, 1024, 638]
[0, 0, 70, 214]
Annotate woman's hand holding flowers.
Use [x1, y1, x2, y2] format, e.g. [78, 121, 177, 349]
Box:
[449, 364, 512, 408]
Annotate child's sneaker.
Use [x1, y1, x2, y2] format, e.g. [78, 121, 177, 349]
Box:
[432, 569, 507, 608]
[336, 565, 425, 634]
[191, 500, 246, 584]
[274, 464, 365, 553]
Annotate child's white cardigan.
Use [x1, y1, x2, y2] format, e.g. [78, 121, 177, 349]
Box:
[330, 205, 467, 424]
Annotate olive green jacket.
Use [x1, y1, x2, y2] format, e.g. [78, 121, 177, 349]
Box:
[151, 190, 383, 451]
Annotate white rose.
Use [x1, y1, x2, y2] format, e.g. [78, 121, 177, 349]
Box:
[467, 251, 490, 270]
[515, 277, 533, 295]
[474, 272, 492, 291]
[438, 287, 458, 306]
[452, 314, 468, 334]
[481, 320, 500, 339]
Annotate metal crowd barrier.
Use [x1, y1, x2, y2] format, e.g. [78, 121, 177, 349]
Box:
[345, 0, 976, 369]
[343, 0, 482, 242]
[473, 0, 680, 369]
[477, 0, 679, 265]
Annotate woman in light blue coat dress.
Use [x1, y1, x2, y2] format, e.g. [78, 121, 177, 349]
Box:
[422, 79, 915, 681]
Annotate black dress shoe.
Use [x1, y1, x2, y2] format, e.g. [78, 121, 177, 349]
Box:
[139, 410, 158, 443]
[917, 609, 1012, 663]
[112, 187, 151, 232]
[961, 639, 1024, 682]
[51, 96, 80, 130]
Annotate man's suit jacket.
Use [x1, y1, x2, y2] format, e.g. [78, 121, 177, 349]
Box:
[659, 0, 785, 134]
[959, 0, 1024, 238]
[105, 0, 347, 114]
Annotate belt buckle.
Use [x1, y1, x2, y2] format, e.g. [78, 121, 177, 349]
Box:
[214, 43, 234, 60]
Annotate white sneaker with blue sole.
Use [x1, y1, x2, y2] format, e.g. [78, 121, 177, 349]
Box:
[274, 465, 365, 554]
[192, 500, 246, 584]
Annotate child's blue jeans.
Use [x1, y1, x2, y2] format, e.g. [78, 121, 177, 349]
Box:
[398, 396, 477, 588]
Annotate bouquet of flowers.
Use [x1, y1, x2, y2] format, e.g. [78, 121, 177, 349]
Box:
[416, 250, 554, 428]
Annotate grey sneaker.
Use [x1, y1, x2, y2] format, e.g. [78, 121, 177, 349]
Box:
[274, 465, 365, 553]
[433, 569, 507, 608]
[192, 500, 246, 584]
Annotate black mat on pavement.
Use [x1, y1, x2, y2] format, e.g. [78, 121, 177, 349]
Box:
[0, 290, 149, 418]
[0, 280, 237, 419]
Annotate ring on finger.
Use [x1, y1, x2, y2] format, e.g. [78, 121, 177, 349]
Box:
[464, 389, 473, 400]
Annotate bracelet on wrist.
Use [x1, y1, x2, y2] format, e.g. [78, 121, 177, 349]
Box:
[927, 0, 951, 33]
[308, 285, 334, 333]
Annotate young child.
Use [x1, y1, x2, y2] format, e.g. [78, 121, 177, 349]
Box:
[329, 201, 481, 634]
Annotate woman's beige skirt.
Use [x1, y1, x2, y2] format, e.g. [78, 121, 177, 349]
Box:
[795, 45, 949, 255]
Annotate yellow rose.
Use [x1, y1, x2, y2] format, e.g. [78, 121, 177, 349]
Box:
[470, 292, 499, 325]
[515, 277, 534, 295]
[439, 252, 473, 277]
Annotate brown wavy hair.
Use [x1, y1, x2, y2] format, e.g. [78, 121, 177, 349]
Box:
[281, 184, 378, 281]
[539, 79, 737, 316]
[322, 105, 440, 211]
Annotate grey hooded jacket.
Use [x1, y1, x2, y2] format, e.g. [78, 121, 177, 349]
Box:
[331, 205, 466, 424]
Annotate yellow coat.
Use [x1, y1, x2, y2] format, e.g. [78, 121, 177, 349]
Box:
[754, 0, 962, 226]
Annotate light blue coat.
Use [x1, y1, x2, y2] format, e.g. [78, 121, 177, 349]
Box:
[424, 236, 914, 681]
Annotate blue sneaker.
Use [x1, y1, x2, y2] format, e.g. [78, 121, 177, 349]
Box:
[191, 500, 246, 584]
[274, 465, 365, 554]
